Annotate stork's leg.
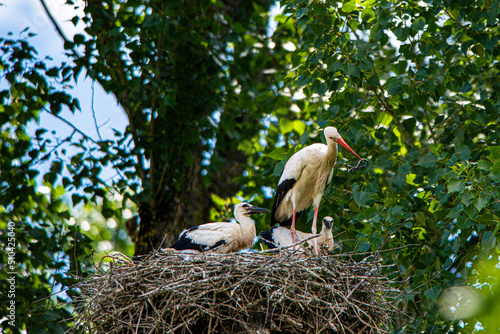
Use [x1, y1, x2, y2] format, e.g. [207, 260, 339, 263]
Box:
[312, 205, 319, 255]
[290, 206, 297, 244]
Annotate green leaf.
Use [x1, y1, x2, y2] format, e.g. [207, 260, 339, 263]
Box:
[297, 75, 312, 87]
[417, 152, 438, 168]
[273, 159, 286, 177]
[265, 147, 284, 161]
[341, 1, 357, 12]
[492, 161, 500, 176]
[463, 204, 476, 219]
[481, 231, 496, 250]
[471, 44, 484, 57]
[448, 179, 465, 193]
[299, 130, 310, 146]
[391, 174, 406, 188]
[424, 286, 441, 301]
[410, 17, 426, 32]
[387, 77, 403, 95]
[353, 191, 373, 206]
[478, 159, 492, 171]
[310, 22, 324, 37]
[367, 75, 380, 86]
[357, 239, 370, 252]
[454, 144, 471, 160]
[476, 213, 498, 225]
[489, 146, 500, 161]
[313, 80, 327, 95]
[394, 26, 409, 41]
[398, 161, 411, 175]
[428, 169, 444, 184]
[279, 119, 306, 135]
[473, 195, 489, 212]
[73, 34, 85, 45]
[44, 310, 62, 321]
[296, 7, 309, 19]
[460, 192, 475, 206]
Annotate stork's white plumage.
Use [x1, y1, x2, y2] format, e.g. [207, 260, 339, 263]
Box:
[271, 127, 364, 253]
[169, 203, 269, 254]
[260, 216, 336, 254]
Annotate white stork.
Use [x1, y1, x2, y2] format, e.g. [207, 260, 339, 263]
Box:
[271, 126, 364, 253]
[260, 216, 336, 254]
[169, 202, 269, 254]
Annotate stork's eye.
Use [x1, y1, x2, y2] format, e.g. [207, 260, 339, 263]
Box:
[242, 204, 250, 208]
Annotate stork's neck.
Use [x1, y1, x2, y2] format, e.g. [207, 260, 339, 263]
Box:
[323, 139, 338, 170]
[234, 214, 255, 231]
[314, 140, 338, 194]
[234, 214, 257, 245]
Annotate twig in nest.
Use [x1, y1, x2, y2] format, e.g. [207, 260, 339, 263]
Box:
[96, 252, 134, 270]
[348, 158, 370, 172]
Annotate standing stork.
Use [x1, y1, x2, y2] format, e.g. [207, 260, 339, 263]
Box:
[260, 216, 336, 254]
[169, 202, 269, 254]
[271, 126, 365, 253]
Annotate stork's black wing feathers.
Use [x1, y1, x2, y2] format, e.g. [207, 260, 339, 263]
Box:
[259, 228, 278, 249]
[275, 210, 303, 227]
[271, 178, 299, 226]
[170, 230, 227, 252]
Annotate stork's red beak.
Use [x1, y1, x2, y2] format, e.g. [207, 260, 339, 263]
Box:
[336, 136, 363, 160]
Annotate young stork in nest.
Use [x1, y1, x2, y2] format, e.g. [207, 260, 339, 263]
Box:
[259, 216, 335, 255]
[271, 127, 365, 253]
[169, 202, 269, 254]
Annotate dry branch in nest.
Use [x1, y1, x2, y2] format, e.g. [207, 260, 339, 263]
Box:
[73, 250, 403, 333]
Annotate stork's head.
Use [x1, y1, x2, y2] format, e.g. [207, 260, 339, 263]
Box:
[322, 216, 334, 230]
[324, 126, 363, 160]
[324, 126, 340, 141]
[234, 202, 270, 219]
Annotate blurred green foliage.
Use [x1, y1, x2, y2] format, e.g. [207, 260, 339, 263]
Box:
[71, 194, 136, 260]
[1, 0, 499, 332]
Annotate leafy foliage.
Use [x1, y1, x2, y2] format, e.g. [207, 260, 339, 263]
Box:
[0, 37, 93, 333]
[257, 0, 500, 332]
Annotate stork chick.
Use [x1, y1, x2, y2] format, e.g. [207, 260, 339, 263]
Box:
[260, 216, 335, 254]
[271, 126, 365, 253]
[169, 202, 269, 254]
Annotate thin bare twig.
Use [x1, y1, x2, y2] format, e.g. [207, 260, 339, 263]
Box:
[91, 80, 104, 142]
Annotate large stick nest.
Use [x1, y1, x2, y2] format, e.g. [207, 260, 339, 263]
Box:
[73, 250, 403, 333]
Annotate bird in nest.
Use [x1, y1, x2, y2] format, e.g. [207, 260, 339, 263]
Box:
[259, 216, 336, 255]
[271, 126, 367, 253]
[168, 202, 269, 254]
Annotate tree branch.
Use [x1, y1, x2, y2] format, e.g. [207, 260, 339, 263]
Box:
[43, 107, 98, 144]
[423, 106, 437, 144]
[91, 80, 104, 142]
[39, 0, 81, 59]
[367, 82, 418, 150]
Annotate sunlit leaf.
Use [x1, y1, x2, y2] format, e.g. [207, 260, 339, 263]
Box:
[266, 147, 286, 161]
[341, 1, 357, 12]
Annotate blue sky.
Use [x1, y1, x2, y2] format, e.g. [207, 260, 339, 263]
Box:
[1, 0, 284, 186]
[0, 0, 127, 183]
